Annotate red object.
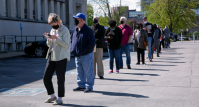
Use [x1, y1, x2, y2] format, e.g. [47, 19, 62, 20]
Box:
[189, 38, 190, 41]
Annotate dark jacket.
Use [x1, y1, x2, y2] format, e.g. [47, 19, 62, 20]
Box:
[153, 28, 161, 41]
[143, 22, 154, 38]
[70, 24, 96, 56]
[133, 29, 148, 52]
[104, 27, 122, 50]
[90, 24, 105, 48]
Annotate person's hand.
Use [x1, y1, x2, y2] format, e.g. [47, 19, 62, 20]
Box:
[43, 33, 50, 39]
[49, 35, 57, 39]
[109, 36, 113, 39]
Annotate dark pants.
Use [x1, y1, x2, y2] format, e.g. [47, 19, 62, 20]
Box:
[43, 54, 67, 97]
[137, 48, 145, 64]
[161, 39, 165, 49]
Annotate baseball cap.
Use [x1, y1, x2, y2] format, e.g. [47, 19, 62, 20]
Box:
[73, 13, 86, 20]
[157, 24, 159, 26]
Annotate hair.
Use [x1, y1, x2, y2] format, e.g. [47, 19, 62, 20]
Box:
[153, 24, 157, 30]
[137, 22, 143, 28]
[48, 13, 62, 25]
[108, 20, 117, 27]
[120, 16, 127, 21]
[94, 17, 99, 20]
[143, 16, 147, 20]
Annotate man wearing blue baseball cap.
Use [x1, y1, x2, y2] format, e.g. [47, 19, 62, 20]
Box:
[70, 13, 96, 93]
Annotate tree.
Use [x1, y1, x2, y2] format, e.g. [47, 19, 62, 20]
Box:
[128, 18, 137, 31]
[141, 0, 199, 33]
[87, 3, 94, 26]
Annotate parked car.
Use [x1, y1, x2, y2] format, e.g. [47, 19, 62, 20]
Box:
[170, 32, 177, 42]
[24, 40, 48, 57]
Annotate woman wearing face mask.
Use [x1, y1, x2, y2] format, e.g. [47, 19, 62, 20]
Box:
[42, 13, 70, 105]
[133, 23, 148, 65]
[104, 20, 122, 74]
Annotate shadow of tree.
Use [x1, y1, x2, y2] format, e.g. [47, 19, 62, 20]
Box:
[93, 91, 149, 98]
[60, 104, 106, 107]
[120, 73, 160, 76]
[131, 68, 169, 71]
[103, 78, 149, 82]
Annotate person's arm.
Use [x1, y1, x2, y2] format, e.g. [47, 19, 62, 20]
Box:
[144, 30, 148, 44]
[96, 26, 105, 44]
[104, 28, 110, 39]
[127, 27, 133, 43]
[46, 30, 52, 47]
[55, 29, 70, 48]
[82, 29, 96, 54]
[118, 28, 123, 44]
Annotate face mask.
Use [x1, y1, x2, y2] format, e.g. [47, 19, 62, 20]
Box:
[93, 19, 98, 23]
[52, 24, 59, 30]
[75, 19, 79, 25]
[120, 21, 124, 24]
[111, 28, 115, 30]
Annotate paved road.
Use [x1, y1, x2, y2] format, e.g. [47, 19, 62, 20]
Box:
[0, 41, 198, 107]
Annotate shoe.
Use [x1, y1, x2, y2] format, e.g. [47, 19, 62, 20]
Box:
[84, 88, 92, 93]
[116, 70, 119, 74]
[73, 87, 86, 91]
[136, 63, 140, 65]
[157, 54, 160, 57]
[99, 76, 104, 79]
[109, 70, 113, 74]
[53, 100, 63, 105]
[149, 59, 153, 62]
[142, 63, 146, 65]
[44, 97, 57, 103]
[120, 67, 123, 69]
[128, 66, 131, 69]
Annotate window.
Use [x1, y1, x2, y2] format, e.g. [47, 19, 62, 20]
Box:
[60, 3, 63, 19]
[14, 0, 18, 18]
[129, 11, 145, 18]
[33, 0, 36, 20]
[3, 0, 8, 17]
[24, 0, 28, 19]
[41, 0, 44, 20]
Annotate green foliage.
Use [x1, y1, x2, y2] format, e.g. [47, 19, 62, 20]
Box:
[87, 4, 94, 26]
[99, 16, 109, 27]
[194, 31, 199, 35]
[142, 0, 199, 33]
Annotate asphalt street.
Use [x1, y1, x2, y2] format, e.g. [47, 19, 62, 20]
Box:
[0, 41, 198, 107]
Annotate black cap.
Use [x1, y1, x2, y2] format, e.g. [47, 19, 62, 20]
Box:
[143, 16, 147, 20]
[108, 20, 116, 27]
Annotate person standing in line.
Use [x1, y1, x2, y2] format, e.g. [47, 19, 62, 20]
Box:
[152, 24, 161, 57]
[43, 13, 71, 105]
[163, 26, 171, 49]
[90, 17, 105, 79]
[71, 13, 96, 93]
[133, 23, 148, 65]
[157, 25, 163, 53]
[105, 20, 122, 74]
[118, 17, 133, 69]
[143, 17, 154, 62]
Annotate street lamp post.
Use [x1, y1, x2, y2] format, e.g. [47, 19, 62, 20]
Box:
[181, 30, 183, 43]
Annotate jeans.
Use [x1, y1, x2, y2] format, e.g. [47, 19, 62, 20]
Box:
[108, 48, 121, 71]
[76, 52, 95, 90]
[148, 37, 153, 59]
[120, 43, 131, 67]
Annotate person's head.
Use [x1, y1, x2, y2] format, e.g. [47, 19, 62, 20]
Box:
[143, 16, 147, 22]
[165, 25, 168, 28]
[120, 16, 127, 26]
[93, 17, 99, 26]
[157, 24, 160, 28]
[48, 13, 62, 29]
[73, 13, 86, 27]
[153, 24, 157, 30]
[136, 22, 143, 31]
[108, 20, 117, 30]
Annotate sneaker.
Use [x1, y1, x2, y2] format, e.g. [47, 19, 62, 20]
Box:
[53, 100, 63, 105]
[149, 59, 153, 62]
[136, 63, 140, 65]
[73, 87, 86, 91]
[128, 66, 131, 69]
[157, 54, 160, 57]
[84, 88, 92, 93]
[44, 97, 57, 103]
[116, 70, 119, 74]
[99, 76, 104, 79]
[109, 70, 113, 74]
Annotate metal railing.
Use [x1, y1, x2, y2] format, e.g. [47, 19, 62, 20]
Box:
[0, 35, 46, 53]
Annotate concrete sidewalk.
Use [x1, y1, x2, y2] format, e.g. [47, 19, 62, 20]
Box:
[0, 41, 199, 107]
[0, 51, 26, 59]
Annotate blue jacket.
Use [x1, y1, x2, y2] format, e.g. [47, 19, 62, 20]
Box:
[70, 24, 96, 56]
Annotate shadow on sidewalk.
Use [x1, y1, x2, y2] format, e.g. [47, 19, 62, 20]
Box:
[93, 91, 149, 98]
[60, 104, 106, 107]
[120, 73, 160, 76]
[146, 64, 177, 66]
[153, 61, 186, 63]
[131, 68, 169, 71]
[103, 78, 149, 82]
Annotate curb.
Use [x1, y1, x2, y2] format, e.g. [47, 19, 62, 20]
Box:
[0, 54, 28, 60]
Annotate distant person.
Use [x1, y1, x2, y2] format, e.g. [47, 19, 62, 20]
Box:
[152, 24, 161, 57]
[71, 13, 96, 93]
[163, 26, 171, 48]
[43, 13, 71, 105]
[118, 17, 133, 69]
[143, 17, 154, 62]
[157, 25, 164, 53]
[133, 23, 148, 65]
[90, 17, 105, 79]
[105, 20, 122, 74]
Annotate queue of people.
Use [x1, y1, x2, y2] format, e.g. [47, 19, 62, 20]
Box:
[42, 13, 171, 105]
